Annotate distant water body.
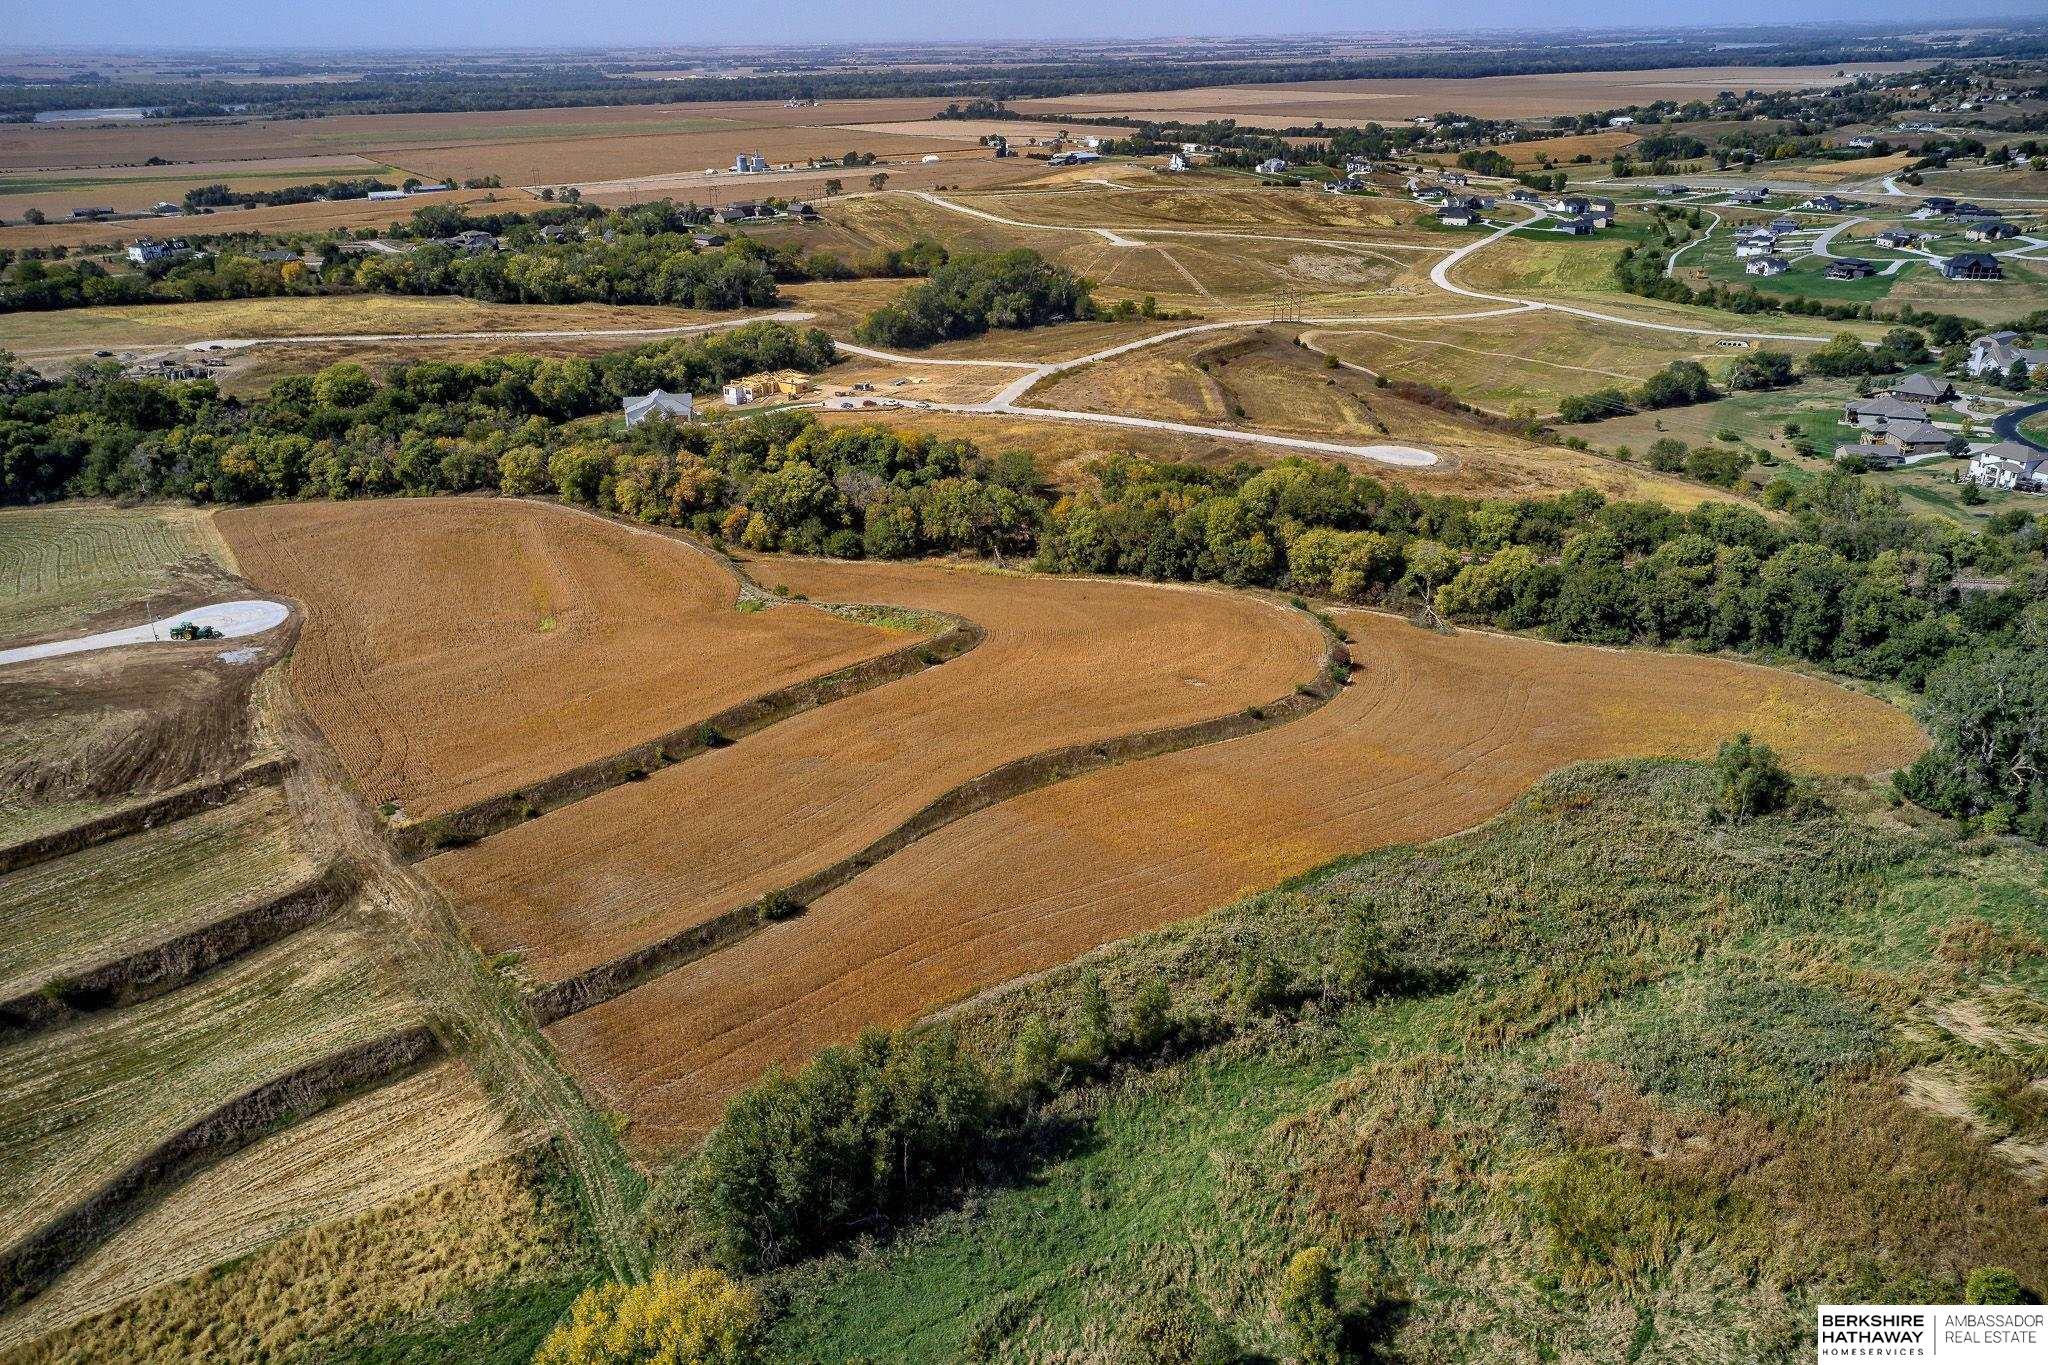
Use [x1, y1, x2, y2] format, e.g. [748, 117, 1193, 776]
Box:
[32, 107, 160, 123]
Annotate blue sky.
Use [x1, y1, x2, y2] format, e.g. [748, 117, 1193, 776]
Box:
[15, 3, 2038, 51]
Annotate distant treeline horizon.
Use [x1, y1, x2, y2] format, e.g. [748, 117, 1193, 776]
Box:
[6, 18, 2048, 120]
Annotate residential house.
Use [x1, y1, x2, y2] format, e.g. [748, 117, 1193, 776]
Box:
[1875, 420, 1950, 456]
[621, 389, 695, 427]
[1801, 194, 1850, 212]
[1746, 254, 1790, 276]
[1728, 187, 1769, 205]
[1545, 194, 1591, 215]
[1655, 184, 1691, 196]
[1769, 216, 1801, 234]
[1966, 220, 2019, 242]
[1557, 215, 1597, 236]
[1256, 158, 1289, 175]
[1969, 441, 2048, 491]
[1967, 331, 2048, 375]
[1951, 202, 1994, 219]
[1873, 229, 1920, 249]
[439, 230, 497, 253]
[1919, 196, 1957, 214]
[1441, 172, 1468, 187]
[538, 224, 577, 243]
[1846, 136, 1877, 150]
[1941, 252, 2004, 281]
[1734, 237, 1778, 258]
[1436, 205, 1477, 227]
[721, 379, 761, 406]
[1826, 258, 1877, 280]
[1843, 395, 1928, 430]
[125, 236, 190, 265]
[1883, 373, 1956, 404]
[717, 202, 772, 224]
[691, 232, 728, 248]
[1508, 187, 1542, 203]
[151, 201, 179, 215]
[1167, 152, 1189, 173]
[1608, 115, 1635, 127]
[1344, 157, 1373, 175]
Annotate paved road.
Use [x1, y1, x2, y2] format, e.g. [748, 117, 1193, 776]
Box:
[0, 599, 289, 667]
[1991, 399, 2048, 452]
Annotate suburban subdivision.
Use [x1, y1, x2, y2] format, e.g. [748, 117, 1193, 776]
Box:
[2, 15, 2047, 1365]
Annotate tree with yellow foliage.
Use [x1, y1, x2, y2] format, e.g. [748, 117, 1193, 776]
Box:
[532, 1267, 765, 1365]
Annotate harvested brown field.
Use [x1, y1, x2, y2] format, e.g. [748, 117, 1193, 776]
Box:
[1431, 129, 1641, 169]
[0, 156, 401, 220]
[0, 921, 422, 1265]
[1009, 62, 1937, 126]
[434, 557, 1324, 987]
[0, 294, 733, 367]
[0, 188, 532, 253]
[0, 785, 309, 1007]
[216, 499, 905, 820]
[574, 152, 1038, 211]
[396, 125, 984, 190]
[556, 608, 1924, 1148]
[0, 1063, 534, 1356]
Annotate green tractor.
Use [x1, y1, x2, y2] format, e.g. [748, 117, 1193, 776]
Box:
[169, 621, 223, 641]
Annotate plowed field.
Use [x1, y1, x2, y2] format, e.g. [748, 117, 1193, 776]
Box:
[555, 609, 1923, 1148]
[430, 558, 1324, 986]
[216, 500, 905, 820]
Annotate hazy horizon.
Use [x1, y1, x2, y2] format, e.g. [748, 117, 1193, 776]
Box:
[8, 3, 2039, 55]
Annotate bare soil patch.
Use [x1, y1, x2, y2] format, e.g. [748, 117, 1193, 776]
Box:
[217, 498, 904, 820]
[434, 557, 1322, 987]
[559, 609, 1922, 1148]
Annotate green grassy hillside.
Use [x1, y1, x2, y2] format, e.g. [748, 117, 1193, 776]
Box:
[746, 761, 2048, 1362]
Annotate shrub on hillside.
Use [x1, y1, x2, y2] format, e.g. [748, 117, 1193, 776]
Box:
[532, 1268, 764, 1365]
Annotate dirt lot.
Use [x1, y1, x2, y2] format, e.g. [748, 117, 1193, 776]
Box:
[556, 608, 1923, 1148]
[434, 557, 1324, 986]
[217, 499, 905, 820]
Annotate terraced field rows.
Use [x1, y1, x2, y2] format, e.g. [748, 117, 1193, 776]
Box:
[0, 922, 422, 1265]
[217, 500, 905, 820]
[551, 607, 1923, 1147]
[430, 557, 1325, 988]
[0, 508, 213, 643]
[0, 1062, 523, 1353]
[0, 786, 310, 1007]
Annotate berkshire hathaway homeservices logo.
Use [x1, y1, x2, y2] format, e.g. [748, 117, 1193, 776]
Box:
[1818, 1305, 2045, 1361]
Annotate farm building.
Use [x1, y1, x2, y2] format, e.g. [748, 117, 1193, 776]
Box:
[622, 390, 695, 427]
[1825, 258, 1876, 280]
[733, 152, 767, 173]
[1941, 253, 2004, 281]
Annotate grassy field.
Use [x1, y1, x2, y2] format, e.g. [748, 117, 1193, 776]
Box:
[0, 158, 403, 220]
[756, 761, 2048, 1362]
[0, 787, 310, 1005]
[0, 506, 222, 643]
[0, 187, 533, 252]
[0, 921, 421, 1264]
[0, 1065, 562, 1363]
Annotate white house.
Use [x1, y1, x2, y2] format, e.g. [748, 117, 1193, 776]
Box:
[1166, 152, 1189, 173]
[1256, 158, 1289, 175]
[1746, 254, 1790, 276]
[1968, 332, 2048, 377]
[722, 380, 761, 406]
[622, 389, 695, 426]
[1734, 238, 1778, 258]
[1968, 440, 2048, 492]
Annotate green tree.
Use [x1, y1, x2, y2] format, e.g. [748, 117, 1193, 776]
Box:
[1714, 733, 1795, 822]
[1125, 978, 1172, 1054]
[1278, 1247, 1344, 1365]
[533, 1268, 765, 1365]
[1012, 1014, 1057, 1095]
